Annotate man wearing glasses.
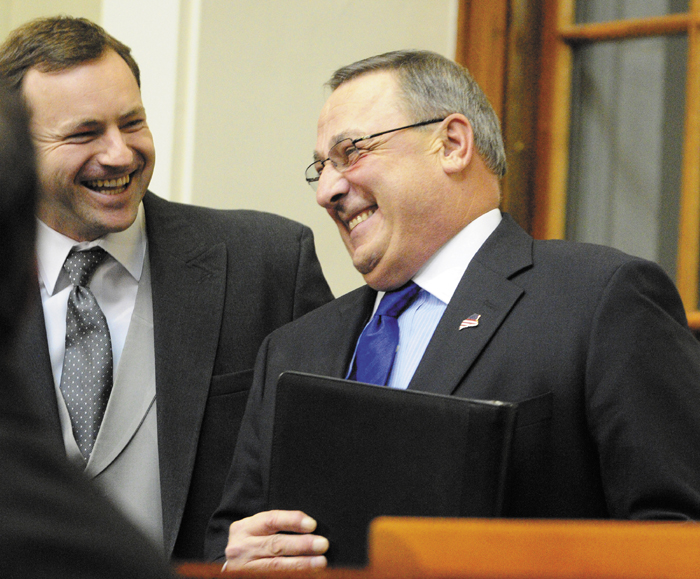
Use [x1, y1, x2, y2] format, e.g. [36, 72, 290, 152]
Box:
[206, 50, 700, 569]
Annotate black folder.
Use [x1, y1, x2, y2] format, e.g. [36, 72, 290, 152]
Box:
[267, 371, 517, 567]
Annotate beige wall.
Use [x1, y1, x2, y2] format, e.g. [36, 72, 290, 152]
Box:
[0, 0, 458, 296]
[0, 0, 100, 36]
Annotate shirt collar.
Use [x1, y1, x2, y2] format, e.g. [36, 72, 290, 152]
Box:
[36, 203, 147, 295]
[412, 208, 502, 304]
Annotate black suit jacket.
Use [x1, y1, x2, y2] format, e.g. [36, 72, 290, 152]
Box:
[206, 214, 700, 559]
[0, 363, 175, 578]
[13, 192, 333, 560]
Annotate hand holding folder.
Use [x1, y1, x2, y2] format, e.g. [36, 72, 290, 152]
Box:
[267, 372, 518, 567]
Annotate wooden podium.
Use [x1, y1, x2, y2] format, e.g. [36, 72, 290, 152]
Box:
[368, 517, 700, 578]
[177, 517, 700, 578]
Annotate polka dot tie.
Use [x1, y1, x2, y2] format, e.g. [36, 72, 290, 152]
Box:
[350, 281, 421, 386]
[59, 248, 113, 461]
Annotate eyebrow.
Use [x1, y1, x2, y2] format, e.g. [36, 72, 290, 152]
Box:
[64, 119, 102, 133]
[62, 106, 147, 134]
[312, 131, 358, 161]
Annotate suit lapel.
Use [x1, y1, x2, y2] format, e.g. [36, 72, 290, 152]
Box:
[408, 214, 533, 396]
[329, 286, 376, 377]
[143, 193, 228, 554]
[87, 256, 156, 477]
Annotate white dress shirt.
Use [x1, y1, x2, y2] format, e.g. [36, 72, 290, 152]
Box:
[347, 209, 502, 390]
[36, 204, 147, 391]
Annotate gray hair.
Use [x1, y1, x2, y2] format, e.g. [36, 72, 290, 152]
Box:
[328, 50, 506, 178]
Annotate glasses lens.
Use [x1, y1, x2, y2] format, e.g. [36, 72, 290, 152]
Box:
[305, 138, 357, 191]
[305, 161, 322, 190]
[329, 139, 356, 172]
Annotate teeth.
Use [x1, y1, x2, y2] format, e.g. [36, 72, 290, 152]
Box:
[348, 209, 375, 231]
[85, 174, 131, 189]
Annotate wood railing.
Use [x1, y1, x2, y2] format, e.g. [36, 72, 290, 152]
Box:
[177, 517, 700, 579]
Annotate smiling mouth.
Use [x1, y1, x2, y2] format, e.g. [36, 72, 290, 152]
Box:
[348, 209, 375, 232]
[83, 173, 132, 194]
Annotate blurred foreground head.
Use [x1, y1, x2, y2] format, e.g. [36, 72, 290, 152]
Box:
[0, 81, 37, 357]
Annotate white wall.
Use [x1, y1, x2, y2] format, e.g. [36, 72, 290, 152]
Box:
[1, 0, 459, 296]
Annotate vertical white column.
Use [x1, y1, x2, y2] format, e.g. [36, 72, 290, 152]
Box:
[101, 0, 199, 202]
[170, 0, 201, 204]
[447, 0, 459, 59]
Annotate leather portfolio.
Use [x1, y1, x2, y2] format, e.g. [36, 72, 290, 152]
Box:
[268, 371, 517, 567]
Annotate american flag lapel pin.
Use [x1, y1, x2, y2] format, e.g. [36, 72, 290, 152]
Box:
[459, 313, 481, 330]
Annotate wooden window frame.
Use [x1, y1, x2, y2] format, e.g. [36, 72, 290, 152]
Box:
[534, 0, 700, 328]
[456, 0, 542, 233]
[458, 0, 700, 329]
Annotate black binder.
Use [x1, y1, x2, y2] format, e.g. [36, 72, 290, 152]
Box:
[267, 371, 517, 567]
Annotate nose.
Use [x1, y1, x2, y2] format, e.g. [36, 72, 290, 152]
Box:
[96, 126, 133, 168]
[315, 164, 349, 209]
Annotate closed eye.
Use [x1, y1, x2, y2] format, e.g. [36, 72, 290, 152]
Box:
[66, 130, 98, 143]
[122, 118, 146, 131]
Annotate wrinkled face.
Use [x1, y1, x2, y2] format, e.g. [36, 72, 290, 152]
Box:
[23, 49, 155, 241]
[314, 71, 457, 291]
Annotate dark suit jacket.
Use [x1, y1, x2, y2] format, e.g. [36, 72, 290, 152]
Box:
[205, 213, 700, 559]
[0, 363, 175, 578]
[12, 192, 333, 560]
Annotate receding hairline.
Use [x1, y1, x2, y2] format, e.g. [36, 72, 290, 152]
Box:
[324, 50, 507, 178]
[22, 45, 132, 76]
[313, 70, 409, 160]
[0, 16, 141, 91]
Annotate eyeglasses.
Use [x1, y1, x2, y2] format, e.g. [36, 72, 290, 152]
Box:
[304, 118, 445, 190]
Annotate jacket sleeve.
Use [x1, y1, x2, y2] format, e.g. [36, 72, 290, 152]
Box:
[292, 225, 334, 318]
[585, 258, 700, 519]
[203, 333, 277, 561]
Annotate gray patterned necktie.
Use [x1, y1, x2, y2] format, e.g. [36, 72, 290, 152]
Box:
[59, 247, 113, 461]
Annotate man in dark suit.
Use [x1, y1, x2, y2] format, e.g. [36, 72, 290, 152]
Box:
[205, 50, 700, 569]
[0, 16, 332, 561]
[0, 79, 176, 579]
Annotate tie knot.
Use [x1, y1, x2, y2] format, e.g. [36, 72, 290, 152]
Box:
[63, 248, 108, 288]
[376, 281, 420, 319]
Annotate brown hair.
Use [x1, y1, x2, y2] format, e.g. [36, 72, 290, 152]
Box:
[0, 15, 140, 91]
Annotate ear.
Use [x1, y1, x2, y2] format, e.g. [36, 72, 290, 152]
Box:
[438, 114, 474, 175]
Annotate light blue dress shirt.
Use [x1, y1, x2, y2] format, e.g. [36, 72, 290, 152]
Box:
[346, 209, 502, 390]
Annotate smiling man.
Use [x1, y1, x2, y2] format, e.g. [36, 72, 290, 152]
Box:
[24, 48, 154, 242]
[206, 50, 700, 570]
[0, 16, 332, 560]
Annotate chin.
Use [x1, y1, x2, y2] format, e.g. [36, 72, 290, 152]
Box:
[362, 268, 410, 292]
[97, 212, 139, 235]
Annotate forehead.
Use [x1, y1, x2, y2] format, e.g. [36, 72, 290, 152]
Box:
[316, 71, 408, 151]
[22, 50, 143, 127]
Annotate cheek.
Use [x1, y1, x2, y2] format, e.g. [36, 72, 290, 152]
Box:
[36, 155, 66, 190]
[385, 195, 437, 251]
[129, 131, 156, 161]
[41, 147, 91, 184]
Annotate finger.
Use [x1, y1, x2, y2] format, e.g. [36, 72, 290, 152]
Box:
[264, 532, 329, 558]
[225, 514, 329, 566]
[225, 534, 328, 571]
[232, 510, 317, 537]
[226, 529, 328, 561]
[240, 554, 328, 572]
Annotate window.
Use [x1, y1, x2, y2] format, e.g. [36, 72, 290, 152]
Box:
[463, 0, 700, 328]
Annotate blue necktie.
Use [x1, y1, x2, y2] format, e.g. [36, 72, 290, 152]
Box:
[351, 281, 421, 386]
